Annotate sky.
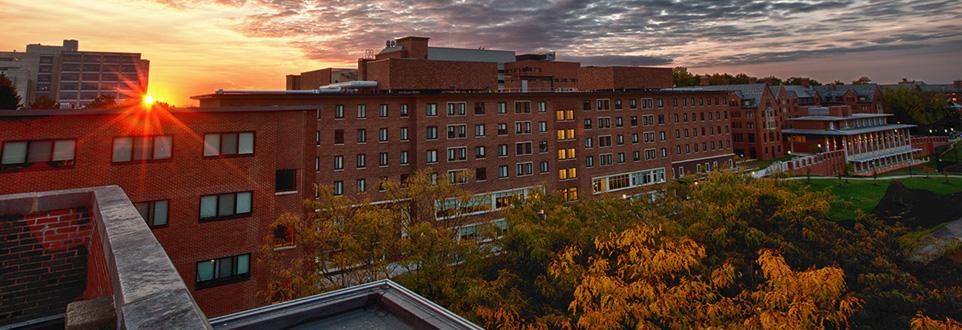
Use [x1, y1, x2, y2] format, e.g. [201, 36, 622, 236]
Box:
[1, 0, 961, 106]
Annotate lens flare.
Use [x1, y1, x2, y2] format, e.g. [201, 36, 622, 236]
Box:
[143, 95, 155, 105]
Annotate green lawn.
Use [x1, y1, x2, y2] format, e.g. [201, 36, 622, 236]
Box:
[744, 155, 793, 170]
[793, 177, 962, 220]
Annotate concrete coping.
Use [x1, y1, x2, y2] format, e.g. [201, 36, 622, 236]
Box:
[0, 186, 211, 330]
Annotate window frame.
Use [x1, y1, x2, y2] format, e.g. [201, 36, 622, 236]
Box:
[195, 253, 251, 289]
[1, 139, 77, 171]
[111, 135, 173, 164]
[198, 191, 253, 222]
[202, 132, 255, 158]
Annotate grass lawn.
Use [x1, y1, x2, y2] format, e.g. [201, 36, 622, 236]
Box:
[793, 177, 962, 220]
[745, 155, 793, 170]
[939, 140, 962, 163]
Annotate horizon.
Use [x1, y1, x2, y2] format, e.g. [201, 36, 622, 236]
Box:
[1, 0, 960, 106]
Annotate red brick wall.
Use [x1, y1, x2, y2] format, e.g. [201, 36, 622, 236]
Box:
[0, 109, 313, 317]
[83, 226, 112, 300]
[365, 59, 498, 91]
[577, 67, 673, 91]
[0, 208, 91, 326]
[912, 136, 950, 158]
[786, 150, 846, 176]
[504, 61, 580, 91]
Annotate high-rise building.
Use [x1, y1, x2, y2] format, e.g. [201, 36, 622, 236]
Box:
[0, 40, 149, 109]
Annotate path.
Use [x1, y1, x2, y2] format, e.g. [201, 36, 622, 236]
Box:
[909, 216, 962, 263]
[781, 174, 962, 181]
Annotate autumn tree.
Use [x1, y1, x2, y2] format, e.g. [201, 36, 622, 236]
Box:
[260, 168, 488, 304]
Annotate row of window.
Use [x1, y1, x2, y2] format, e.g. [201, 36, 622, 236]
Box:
[328, 101, 550, 119]
[1, 132, 258, 171]
[330, 162, 551, 195]
[584, 148, 667, 167]
[591, 168, 667, 194]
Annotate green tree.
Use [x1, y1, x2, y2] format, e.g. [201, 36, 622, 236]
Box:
[0, 74, 22, 110]
[28, 95, 58, 109]
[672, 67, 700, 87]
[785, 77, 822, 86]
[883, 87, 951, 131]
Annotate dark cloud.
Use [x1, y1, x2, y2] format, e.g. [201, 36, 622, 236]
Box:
[153, 0, 962, 67]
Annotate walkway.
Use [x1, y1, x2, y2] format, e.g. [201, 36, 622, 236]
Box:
[781, 174, 962, 181]
[909, 217, 962, 263]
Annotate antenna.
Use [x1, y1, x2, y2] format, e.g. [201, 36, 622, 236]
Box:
[363, 49, 375, 59]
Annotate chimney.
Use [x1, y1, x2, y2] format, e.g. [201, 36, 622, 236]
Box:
[699, 75, 710, 86]
[800, 78, 810, 88]
[62, 39, 78, 51]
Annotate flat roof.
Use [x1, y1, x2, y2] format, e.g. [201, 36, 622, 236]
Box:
[191, 89, 730, 100]
[782, 124, 916, 136]
[0, 105, 318, 117]
[789, 113, 892, 121]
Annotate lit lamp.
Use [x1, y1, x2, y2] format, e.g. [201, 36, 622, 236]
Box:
[817, 143, 822, 152]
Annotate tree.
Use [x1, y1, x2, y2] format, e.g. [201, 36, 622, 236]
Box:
[260, 168, 487, 304]
[672, 67, 700, 87]
[0, 74, 22, 110]
[84, 95, 117, 109]
[785, 77, 822, 86]
[883, 87, 951, 131]
[852, 76, 873, 85]
[28, 95, 58, 109]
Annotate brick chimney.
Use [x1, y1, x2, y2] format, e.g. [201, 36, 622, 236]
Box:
[699, 75, 710, 86]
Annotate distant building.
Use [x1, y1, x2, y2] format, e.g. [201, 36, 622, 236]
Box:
[0, 40, 149, 109]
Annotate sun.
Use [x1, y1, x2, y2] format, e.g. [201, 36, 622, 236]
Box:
[143, 95, 155, 106]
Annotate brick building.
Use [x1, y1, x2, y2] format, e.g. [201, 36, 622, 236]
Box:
[672, 84, 784, 160]
[1, 36, 736, 317]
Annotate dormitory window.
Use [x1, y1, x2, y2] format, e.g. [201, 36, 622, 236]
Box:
[399, 104, 409, 117]
[357, 104, 367, 118]
[334, 155, 344, 170]
[135, 200, 168, 228]
[400, 127, 409, 141]
[400, 151, 409, 165]
[447, 102, 466, 116]
[426, 103, 438, 116]
[199, 191, 252, 221]
[379, 104, 388, 117]
[203, 132, 254, 157]
[333, 181, 344, 195]
[497, 102, 507, 114]
[356, 129, 366, 143]
[356, 154, 366, 168]
[334, 130, 344, 144]
[112, 136, 172, 163]
[426, 150, 438, 164]
[1, 139, 76, 169]
[498, 165, 509, 178]
[515, 101, 531, 113]
[334, 105, 344, 118]
[196, 253, 249, 289]
[275, 169, 296, 193]
[378, 128, 388, 142]
[426, 126, 438, 140]
[379, 152, 388, 166]
[475, 102, 485, 115]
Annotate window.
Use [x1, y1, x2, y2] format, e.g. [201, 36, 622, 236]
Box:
[515, 121, 531, 134]
[204, 133, 254, 156]
[584, 119, 592, 129]
[426, 150, 438, 163]
[498, 165, 509, 178]
[400, 127, 409, 141]
[334, 155, 344, 170]
[558, 148, 576, 160]
[561, 187, 578, 201]
[334, 130, 344, 144]
[315, 131, 320, 146]
[112, 136, 172, 163]
[334, 104, 344, 118]
[515, 162, 533, 176]
[538, 101, 547, 112]
[539, 121, 548, 132]
[497, 123, 508, 135]
[1, 139, 76, 169]
[275, 169, 296, 193]
[539, 141, 548, 153]
[585, 137, 594, 148]
[515, 142, 532, 156]
[447, 102, 466, 116]
[357, 179, 366, 192]
[540, 161, 549, 173]
[426, 103, 438, 116]
[135, 200, 168, 228]
[379, 104, 388, 117]
[195, 253, 250, 289]
[379, 152, 388, 166]
[199, 192, 252, 221]
[400, 104, 409, 117]
[447, 125, 467, 139]
[475, 146, 487, 158]
[426, 126, 438, 140]
[497, 102, 507, 114]
[378, 128, 388, 142]
[356, 154, 366, 168]
[356, 129, 367, 143]
[400, 151, 409, 165]
[356, 104, 367, 118]
[447, 147, 468, 161]
[586, 156, 594, 167]
[475, 124, 486, 137]
[475, 102, 485, 115]
[475, 167, 487, 181]
[515, 101, 531, 113]
[498, 144, 508, 156]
